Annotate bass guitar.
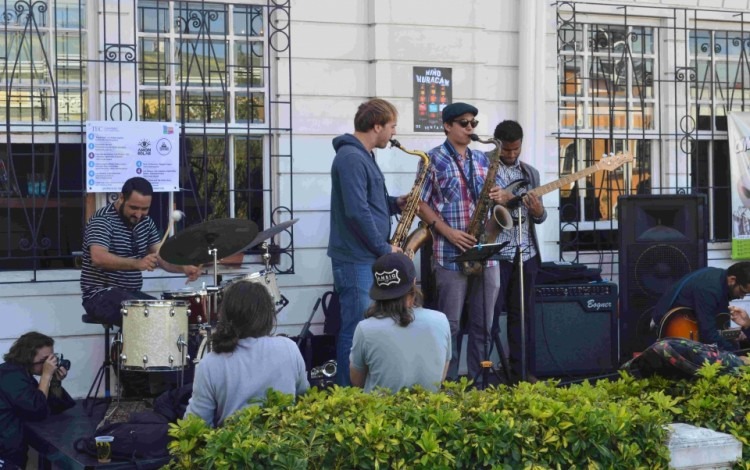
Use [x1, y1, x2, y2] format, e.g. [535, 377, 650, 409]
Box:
[657, 307, 741, 342]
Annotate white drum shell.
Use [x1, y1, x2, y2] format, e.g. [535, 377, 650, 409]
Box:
[120, 300, 189, 370]
[225, 271, 281, 304]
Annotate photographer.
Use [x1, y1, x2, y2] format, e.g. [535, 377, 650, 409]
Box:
[0, 332, 75, 469]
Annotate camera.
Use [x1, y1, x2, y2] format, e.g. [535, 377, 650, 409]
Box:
[55, 353, 71, 371]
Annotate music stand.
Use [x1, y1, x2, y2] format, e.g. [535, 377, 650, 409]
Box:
[451, 241, 511, 388]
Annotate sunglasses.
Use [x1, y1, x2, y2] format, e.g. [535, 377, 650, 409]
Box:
[453, 118, 479, 129]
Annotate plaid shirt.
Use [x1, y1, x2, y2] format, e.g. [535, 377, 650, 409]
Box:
[419, 140, 501, 271]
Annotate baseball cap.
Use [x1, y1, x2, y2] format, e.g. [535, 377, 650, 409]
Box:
[369, 253, 416, 301]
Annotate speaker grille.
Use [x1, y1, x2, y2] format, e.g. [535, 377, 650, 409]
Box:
[632, 244, 694, 298]
[530, 282, 618, 377]
[618, 195, 707, 360]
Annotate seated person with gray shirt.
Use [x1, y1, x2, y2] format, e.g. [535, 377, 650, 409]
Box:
[350, 253, 451, 392]
[185, 281, 309, 427]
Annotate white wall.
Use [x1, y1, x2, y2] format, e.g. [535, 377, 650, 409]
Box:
[4, 0, 741, 397]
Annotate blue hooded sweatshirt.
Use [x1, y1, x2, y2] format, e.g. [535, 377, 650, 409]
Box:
[328, 134, 399, 263]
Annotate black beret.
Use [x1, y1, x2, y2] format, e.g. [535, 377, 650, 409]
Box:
[442, 102, 478, 123]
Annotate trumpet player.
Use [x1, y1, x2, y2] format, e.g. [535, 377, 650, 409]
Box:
[491, 120, 547, 384]
[416, 102, 507, 384]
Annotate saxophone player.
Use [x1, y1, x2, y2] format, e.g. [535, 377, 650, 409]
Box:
[328, 98, 407, 387]
[417, 102, 507, 383]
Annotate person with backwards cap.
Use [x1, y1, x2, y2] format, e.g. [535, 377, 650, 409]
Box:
[349, 252, 450, 392]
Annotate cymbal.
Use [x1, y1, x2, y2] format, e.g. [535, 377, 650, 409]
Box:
[246, 218, 299, 249]
[159, 218, 259, 266]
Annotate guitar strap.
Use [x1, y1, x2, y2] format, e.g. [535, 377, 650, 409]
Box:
[667, 268, 710, 308]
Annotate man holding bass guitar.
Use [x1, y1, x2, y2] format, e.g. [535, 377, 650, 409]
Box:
[653, 262, 750, 352]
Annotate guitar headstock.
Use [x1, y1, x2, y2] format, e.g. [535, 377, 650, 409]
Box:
[597, 152, 634, 171]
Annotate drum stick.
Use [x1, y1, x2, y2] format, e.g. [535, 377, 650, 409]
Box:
[156, 210, 185, 254]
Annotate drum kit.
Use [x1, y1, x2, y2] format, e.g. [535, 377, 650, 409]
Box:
[110, 217, 298, 391]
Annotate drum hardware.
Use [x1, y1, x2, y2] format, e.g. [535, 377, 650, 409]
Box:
[245, 218, 299, 252]
[159, 218, 260, 288]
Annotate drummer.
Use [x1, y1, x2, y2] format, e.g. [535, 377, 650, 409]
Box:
[80, 177, 201, 327]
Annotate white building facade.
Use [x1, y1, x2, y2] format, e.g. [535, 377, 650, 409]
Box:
[0, 0, 746, 397]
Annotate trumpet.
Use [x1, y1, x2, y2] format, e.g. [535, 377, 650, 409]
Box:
[310, 360, 337, 379]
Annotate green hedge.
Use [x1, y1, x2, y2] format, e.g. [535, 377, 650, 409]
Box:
[166, 364, 750, 469]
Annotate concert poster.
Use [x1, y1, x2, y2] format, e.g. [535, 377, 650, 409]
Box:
[413, 67, 452, 133]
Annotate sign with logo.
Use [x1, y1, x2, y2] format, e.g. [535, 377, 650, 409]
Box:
[85, 121, 179, 192]
[728, 112, 750, 259]
[413, 66, 452, 133]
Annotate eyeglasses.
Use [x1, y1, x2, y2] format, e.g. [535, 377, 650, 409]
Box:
[453, 119, 479, 129]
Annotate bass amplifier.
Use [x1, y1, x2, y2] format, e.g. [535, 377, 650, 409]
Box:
[530, 282, 618, 377]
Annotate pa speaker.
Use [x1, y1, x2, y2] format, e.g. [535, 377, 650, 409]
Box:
[618, 194, 707, 361]
[530, 282, 618, 377]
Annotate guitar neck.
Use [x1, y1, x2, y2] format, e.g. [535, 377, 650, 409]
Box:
[528, 165, 603, 198]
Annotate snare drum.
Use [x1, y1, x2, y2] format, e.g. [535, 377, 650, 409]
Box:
[119, 300, 189, 371]
[224, 271, 282, 305]
[162, 288, 218, 326]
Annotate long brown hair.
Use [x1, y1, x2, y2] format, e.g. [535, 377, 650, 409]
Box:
[211, 281, 276, 354]
[364, 284, 423, 327]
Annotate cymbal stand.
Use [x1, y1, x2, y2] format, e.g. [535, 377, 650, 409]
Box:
[208, 245, 219, 287]
[207, 241, 220, 326]
[262, 242, 271, 272]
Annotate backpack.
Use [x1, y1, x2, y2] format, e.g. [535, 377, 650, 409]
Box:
[322, 290, 341, 336]
[74, 410, 171, 467]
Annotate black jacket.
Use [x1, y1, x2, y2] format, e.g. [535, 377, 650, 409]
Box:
[0, 362, 74, 468]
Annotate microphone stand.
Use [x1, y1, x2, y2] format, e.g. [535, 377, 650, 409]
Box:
[517, 208, 527, 382]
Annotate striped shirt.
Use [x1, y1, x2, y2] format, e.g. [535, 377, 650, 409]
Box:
[419, 140, 502, 271]
[80, 203, 160, 301]
[496, 160, 537, 262]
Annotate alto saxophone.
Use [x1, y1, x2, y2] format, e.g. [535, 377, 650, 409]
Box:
[389, 139, 432, 259]
[461, 134, 512, 276]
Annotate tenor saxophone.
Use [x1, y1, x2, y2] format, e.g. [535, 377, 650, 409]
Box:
[389, 139, 432, 259]
[461, 134, 512, 276]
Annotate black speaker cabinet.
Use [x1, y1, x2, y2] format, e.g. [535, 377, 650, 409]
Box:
[617, 194, 707, 361]
[530, 282, 618, 377]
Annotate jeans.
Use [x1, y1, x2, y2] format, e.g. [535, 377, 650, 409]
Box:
[331, 259, 374, 387]
[82, 288, 155, 327]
